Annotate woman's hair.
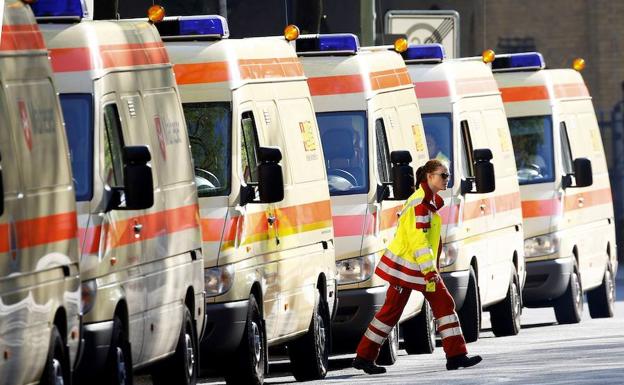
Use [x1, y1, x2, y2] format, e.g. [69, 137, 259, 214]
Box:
[415, 159, 445, 186]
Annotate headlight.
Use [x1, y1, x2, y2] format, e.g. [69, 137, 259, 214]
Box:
[336, 254, 375, 285]
[439, 243, 458, 268]
[205, 264, 235, 297]
[525, 233, 560, 258]
[81, 280, 97, 315]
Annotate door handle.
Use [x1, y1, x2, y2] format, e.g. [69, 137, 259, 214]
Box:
[267, 214, 276, 226]
[133, 223, 143, 234]
[479, 204, 487, 213]
[578, 197, 584, 207]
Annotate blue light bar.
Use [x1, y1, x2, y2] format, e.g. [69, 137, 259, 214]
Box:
[296, 34, 360, 55]
[402, 44, 445, 63]
[31, 0, 87, 19]
[156, 15, 230, 40]
[492, 53, 545, 72]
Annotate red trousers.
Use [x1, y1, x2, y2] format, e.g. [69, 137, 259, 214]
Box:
[356, 279, 467, 362]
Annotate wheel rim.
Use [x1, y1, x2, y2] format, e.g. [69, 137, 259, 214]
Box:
[116, 347, 127, 385]
[606, 270, 615, 307]
[572, 272, 582, 312]
[52, 358, 64, 385]
[184, 330, 195, 379]
[427, 305, 435, 344]
[389, 326, 398, 353]
[511, 281, 521, 328]
[314, 311, 327, 372]
[251, 321, 262, 369]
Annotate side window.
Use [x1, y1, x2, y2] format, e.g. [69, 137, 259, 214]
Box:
[461, 120, 475, 177]
[560, 122, 573, 174]
[103, 104, 125, 188]
[375, 118, 391, 183]
[241, 111, 259, 184]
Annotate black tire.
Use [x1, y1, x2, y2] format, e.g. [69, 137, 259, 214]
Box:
[287, 290, 331, 381]
[102, 316, 133, 385]
[152, 307, 198, 385]
[40, 326, 69, 385]
[403, 300, 435, 354]
[490, 267, 522, 337]
[377, 325, 399, 365]
[554, 267, 583, 324]
[587, 267, 615, 319]
[225, 295, 265, 385]
[458, 266, 481, 343]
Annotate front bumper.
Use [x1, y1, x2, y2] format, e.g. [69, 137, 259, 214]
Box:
[200, 299, 249, 360]
[441, 270, 470, 309]
[331, 285, 387, 353]
[75, 320, 113, 382]
[522, 256, 574, 307]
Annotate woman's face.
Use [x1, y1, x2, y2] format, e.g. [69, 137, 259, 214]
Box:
[427, 165, 450, 192]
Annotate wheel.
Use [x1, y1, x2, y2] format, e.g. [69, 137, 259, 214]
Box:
[40, 326, 69, 385]
[587, 267, 615, 319]
[225, 295, 265, 385]
[489, 267, 522, 337]
[458, 266, 481, 343]
[403, 300, 435, 354]
[554, 267, 583, 324]
[152, 307, 198, 385]
[287, 290, 331, 381]
[376, 325, 399, 365]
[102, 316, 133, 385]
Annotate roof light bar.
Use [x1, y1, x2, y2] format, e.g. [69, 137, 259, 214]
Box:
[296, 34, 360, 55]
[400, 44, 445, 63]
[31, 0, 87, 20]
[156, 15, 230, 40]
[491, 52, 545, 72]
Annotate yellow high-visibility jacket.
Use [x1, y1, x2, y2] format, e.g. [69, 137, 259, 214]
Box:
[375, 182, 444, 290]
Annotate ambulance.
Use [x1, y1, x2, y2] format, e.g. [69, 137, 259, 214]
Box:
[34, 2, 205, 384]
[157, 18, 336, 383]
[493, 53, 617, 324]
[295, 34, 434, 362]
[404, 44, 525, 342]
[0, 1, 80, 384]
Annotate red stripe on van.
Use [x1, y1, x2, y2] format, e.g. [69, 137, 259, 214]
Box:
[49, 42, 170, 73]
[553, 83, 589, 99]
[500, 85, 549, 102]
[521, 188, 612, 218]
[307, 74, 364, 96]
[0, 211, 77, 253]
[334, 205, 402, 238]
[439, 192, 521, 224]
[413, 80, 450, 98]
[0, 24, 46, 51]
[455, 77, 499, 95]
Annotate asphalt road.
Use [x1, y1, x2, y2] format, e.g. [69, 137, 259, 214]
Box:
[137, 266, 624, 385]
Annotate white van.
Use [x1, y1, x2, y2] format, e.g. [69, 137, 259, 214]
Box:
[36, 3, 205, 384]
[159, 18, 336, 384]
[0, 1, 80, 384]
[405, 44, 525, 341]
[296, 34, 434, 362]
[493, 53, 617, 323]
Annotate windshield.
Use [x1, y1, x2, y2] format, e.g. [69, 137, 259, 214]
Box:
[317, 111, 368, 195]
[183, 102, 232, 197]
[508, 115, 555, 185]
[422, 113, 453, 187]
[60, 94, 94, 201]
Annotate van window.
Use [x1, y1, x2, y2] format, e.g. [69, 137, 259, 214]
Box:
[241, 111, 259, 184]
[560, 122, 573, 175]
[0, 93, 19, 195]
[103, 104, 125, 188]
[375, 119, 391, 184]
[508, 115, 555, 185]
[316, 111, 368, 195]
[422, 113, 453, 187]
[461, 120, 474, 178]
[183, 102, 231, 197]
[61, 94, 94, 201]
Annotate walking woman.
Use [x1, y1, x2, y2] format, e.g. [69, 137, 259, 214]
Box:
[352, 159, 482, 374]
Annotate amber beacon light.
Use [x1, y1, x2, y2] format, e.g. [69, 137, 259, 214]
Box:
[572, 57, 586, 72]
[284, 24, 300, 41]
[147, 5, 166, 23]
[394, 38, 408, 53]
[482, 49, 496, 64]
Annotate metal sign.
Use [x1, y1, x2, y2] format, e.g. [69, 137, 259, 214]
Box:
[385, 10, 460, 59]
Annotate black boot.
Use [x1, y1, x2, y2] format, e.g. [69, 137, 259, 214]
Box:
[352, 356, 387, 375]
[446, 354, 482, 370]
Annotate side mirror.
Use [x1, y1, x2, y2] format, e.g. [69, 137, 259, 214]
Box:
[564, 157, 593, 188]
[390, 150, 414, 200]
[257, 146, 284, 203]
[122, 146, 154, 210]
[462, 148, 495, 194]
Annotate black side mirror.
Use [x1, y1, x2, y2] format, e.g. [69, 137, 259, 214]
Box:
[462, 148, 495, 194]
[390, 150, 414, 200]
[122, 146, 154, 210]
[564, 157, 593, 188]
[257, 146, 284, 203]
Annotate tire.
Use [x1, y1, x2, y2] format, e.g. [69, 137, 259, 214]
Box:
[587, 267, 615, 319]
[287, 290, 331, 381]
[152, 307, 198, 385]
[225, 295, 265, 385]
[102, 316, 133, 385]
[376, 325, 399, 365]
[458, 266, 481, 343]
[40, 326, 69, 385]
[489, 267, 522, 337]
[403, 300, 435, 354]
[554, 267, 583, 324]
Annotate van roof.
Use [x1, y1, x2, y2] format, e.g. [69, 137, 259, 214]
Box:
[495, 68, 590, 104]
[1, 0, 48, 57]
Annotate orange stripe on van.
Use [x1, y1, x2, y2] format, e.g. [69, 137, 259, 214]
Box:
[307, 74, 364, 96]
[553, 83, 589, 99]
[333, 206, 401, 238]
[49, 42, 170, 73]
[174, 62, 230, 85]
[521, 188, 612, 219]
[439, 192, 521, 224]
[369, 67, 412, 91]
[0, 24, 46, 51]
[0, 212, 78, 253]
[500, 85, 549, 102]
